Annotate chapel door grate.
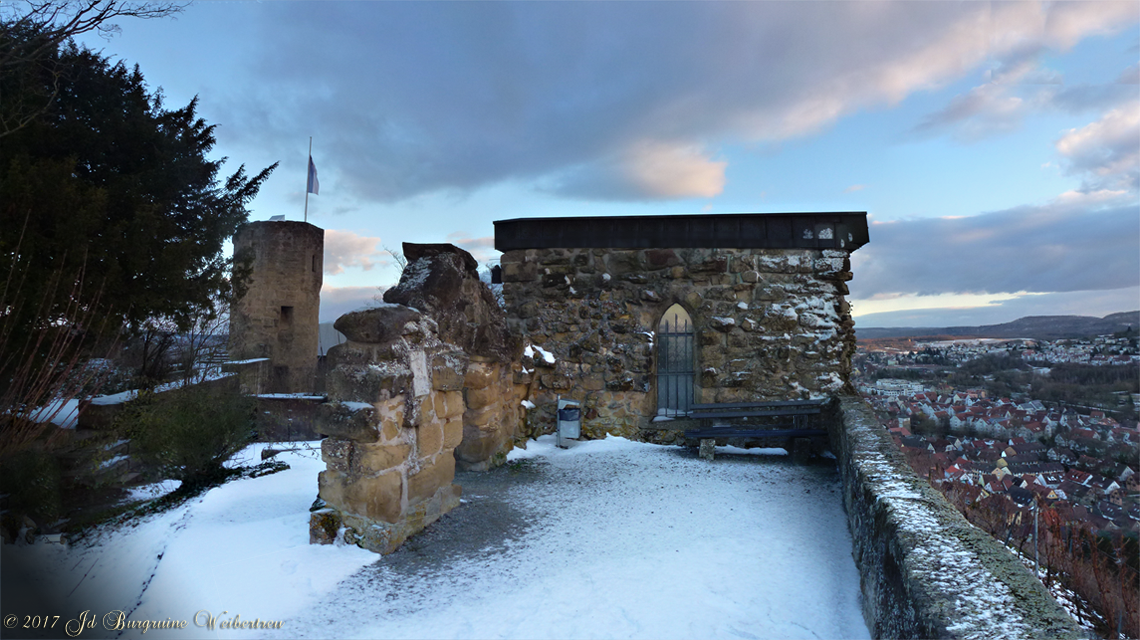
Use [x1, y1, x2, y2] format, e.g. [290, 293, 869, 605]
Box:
[657, 309, 693, 418]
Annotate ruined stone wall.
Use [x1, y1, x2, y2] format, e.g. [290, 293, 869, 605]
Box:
[311, 244, 529, 553]
[832, 396, 1082, 639]
[311, 306, 466, 554]
[500, 247, 856, 437]
[230, 221, 323, 393]
[458, 359, 526, 470]
[383, 244, 527, 470]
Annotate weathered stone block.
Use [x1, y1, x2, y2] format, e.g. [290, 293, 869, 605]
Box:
[315, 401, 379, 442]
[326, 340, 400, 368]
[698, 331, 722, 347]
[431, 353, 467, 391]
[645, 249, 682, 269]
[355, 442, 411, 473]
[320, 469, 405, 524]
[381, 418, 401, 441]
[691, 254, 728, 273]
[540, 372, 572, 390]
[327, 363, 412, 404]
[727, 328, 750, 349]
[456, 421, 506, 465]
[605, 251, 641, 276]
[464, 362, 497, 388]
[728, 254, 753, 273]
[709, 316, 735, 332]
[465, 384, 501, 410]
[334, 306, 423, 344]
[581, 374, 605, 391]
[464, 403, 498, 428]
[502, 260, 538, 282]
[309, 508, 341, 545]
[320, 437, 353, 472]
[407, 454, 455, 503]
[417, 420, 443, 458]
[442, 416, 464, 449]
[434, 390, 465, 421]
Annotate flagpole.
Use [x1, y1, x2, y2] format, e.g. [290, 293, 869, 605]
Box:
[304, 136, 312, 223]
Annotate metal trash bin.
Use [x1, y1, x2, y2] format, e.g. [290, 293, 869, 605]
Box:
[556, 397, 580, 447]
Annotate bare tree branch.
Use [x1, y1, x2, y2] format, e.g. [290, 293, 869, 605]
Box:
[0, 0, 186, 137]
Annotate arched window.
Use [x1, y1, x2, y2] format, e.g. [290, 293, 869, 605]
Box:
[657, 304, 694, 417]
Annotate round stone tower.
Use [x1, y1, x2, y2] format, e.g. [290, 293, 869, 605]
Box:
[230, 220, 323, 393]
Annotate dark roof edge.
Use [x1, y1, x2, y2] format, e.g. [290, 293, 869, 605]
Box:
[493, 212, 869, 252]
[497, 211, 866, 224]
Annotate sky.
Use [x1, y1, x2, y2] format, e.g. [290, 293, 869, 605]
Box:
[71, 0, 1140, 327]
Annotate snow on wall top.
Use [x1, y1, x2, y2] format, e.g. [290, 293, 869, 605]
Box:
[835, 397, 1083, 639]
[90, 372, 235, 406]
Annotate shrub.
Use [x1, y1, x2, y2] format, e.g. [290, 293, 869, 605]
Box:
[119, 382, 254, 490]
[0, 447, 63, 525]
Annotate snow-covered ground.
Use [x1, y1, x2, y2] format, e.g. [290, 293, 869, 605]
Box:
[2, 437, 869, 639]
[24, 399, 79, 429]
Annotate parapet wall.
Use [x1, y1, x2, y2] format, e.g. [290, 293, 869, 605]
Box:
[832, 396, 1083, 639]
[501, 247, 856, 437]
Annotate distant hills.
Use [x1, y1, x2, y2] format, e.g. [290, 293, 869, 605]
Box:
[855, 311, 1140, 341]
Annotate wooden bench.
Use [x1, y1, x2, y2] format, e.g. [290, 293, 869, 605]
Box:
[683, 398, 831, 461]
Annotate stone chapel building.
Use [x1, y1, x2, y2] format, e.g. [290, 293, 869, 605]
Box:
[495, 211, 868, 438]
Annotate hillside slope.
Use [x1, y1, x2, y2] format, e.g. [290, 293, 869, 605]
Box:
[855, 311, 1139, 340]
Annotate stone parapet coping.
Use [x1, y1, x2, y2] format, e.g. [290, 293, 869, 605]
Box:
[831, 396, 1084, 639]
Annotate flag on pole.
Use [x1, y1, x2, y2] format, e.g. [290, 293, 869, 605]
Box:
[307, 156, 320, 195]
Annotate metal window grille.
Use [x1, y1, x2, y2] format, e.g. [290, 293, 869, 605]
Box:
[657, 310, 693, 417]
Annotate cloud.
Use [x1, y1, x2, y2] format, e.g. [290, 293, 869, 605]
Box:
[550, 140, 726, 200]
[215, 1, 1137, 203]
[910, 59, 1049, 140]
[1055, 105, 1140, 191]
[319, 285, 381, 323]
[323, 229, 385, 275]
[849, 190, 1139, 299]
[852, 288, 1140, 328]
[844, 184, 866, 193]
[444, 232, 498, 266]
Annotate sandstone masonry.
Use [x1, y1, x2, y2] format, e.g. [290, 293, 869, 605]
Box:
[311, 244, 527, 553]
[230, 221, 323, 393]
[310, 305, 467, 553]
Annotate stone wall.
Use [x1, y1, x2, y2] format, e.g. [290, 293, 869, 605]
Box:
[831, 396, 1083, 639]
[311, 244, 528, 553]
[222, 358, 269, 395]
[457, 359, 526, 470]
[252, 395, 324, 441]
[78, 374, 240, 431]
[230, 221, 323, 394]
[311, 306, 466, 554]
[383, 243, 526, 470]
[500, 247, 856, 437]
